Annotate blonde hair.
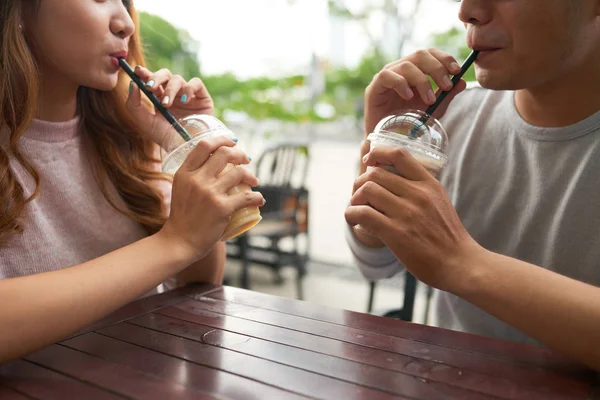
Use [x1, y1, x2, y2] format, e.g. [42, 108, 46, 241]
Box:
[0, 0, 169, 245]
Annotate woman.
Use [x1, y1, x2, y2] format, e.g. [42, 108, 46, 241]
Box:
[0, 0, 265, 363]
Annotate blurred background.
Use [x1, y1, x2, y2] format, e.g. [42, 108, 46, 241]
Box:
[137, 0, 474, 320]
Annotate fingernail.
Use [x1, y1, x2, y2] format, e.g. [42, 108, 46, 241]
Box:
[248, 156, 252, 162]
[404, 87, 414, 99]
[128, 81, 133, 94]
[180, 94, 188, 103]
[450, 62, 461, 72]
[232, 137, 239, 143]
[135, 65, 143, 70]
[162, 96, 170, 106]
[428, 89, 437, 104]
[262, 198, 267, 205]
[442, 76, 453, 89]
[145, 80, 155, 88]
[362, 155, 368, 163]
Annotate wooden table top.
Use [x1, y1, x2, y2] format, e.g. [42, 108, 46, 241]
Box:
[1, 284, 598, 400]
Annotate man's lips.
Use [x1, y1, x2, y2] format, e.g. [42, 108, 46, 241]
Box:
[470, 44, 502, 52]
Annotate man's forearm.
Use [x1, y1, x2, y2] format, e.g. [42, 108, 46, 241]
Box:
[175, 242, 226, 286]
[450, 249, 600, 371]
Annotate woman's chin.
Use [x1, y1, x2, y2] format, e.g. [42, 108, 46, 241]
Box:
[84, 75, 120, 92]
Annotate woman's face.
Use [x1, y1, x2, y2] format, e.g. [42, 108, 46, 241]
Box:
[24, 0, 135, 91]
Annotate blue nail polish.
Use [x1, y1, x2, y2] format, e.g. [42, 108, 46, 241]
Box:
[129, 81, 133, 94]
[248, 156, 252, 161]
[232, 137, 239, 143]
[180, 94, 188, 103]
[145, 80, 155, 88]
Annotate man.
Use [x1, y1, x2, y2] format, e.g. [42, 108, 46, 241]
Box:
[345, 0, 600, 370]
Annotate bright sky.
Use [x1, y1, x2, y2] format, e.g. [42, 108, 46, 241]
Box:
[135, 0, 463, 78]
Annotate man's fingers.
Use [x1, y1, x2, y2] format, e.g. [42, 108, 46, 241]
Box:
[432, 79, 468, 120]
[351, 180, 401, 217]
[364, 147, 433, 181]
[344, 205, 389, 233]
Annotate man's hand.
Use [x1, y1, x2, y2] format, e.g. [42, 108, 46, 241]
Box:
[345, 145, 482, 290]
[364, 49, 467, 135]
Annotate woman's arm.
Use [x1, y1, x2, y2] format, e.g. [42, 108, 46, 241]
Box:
[174, 242, 226, 286]
[0, 232, 193, 364]
[0, 136, 264, 364]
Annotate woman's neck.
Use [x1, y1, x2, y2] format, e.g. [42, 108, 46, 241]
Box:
[36, 69, 79, 122]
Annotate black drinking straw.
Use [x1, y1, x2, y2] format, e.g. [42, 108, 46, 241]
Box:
[424, 50, 479, 117]
[118, 58, 192, 142]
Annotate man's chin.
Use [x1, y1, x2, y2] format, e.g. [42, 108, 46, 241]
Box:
[475, 73, 520, 91]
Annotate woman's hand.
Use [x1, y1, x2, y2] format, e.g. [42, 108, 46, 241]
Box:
[125, 66, 214, 148]
[158, 136, 265, 262]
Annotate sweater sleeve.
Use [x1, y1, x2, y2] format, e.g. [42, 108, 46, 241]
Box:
[345, 223, 405, 281]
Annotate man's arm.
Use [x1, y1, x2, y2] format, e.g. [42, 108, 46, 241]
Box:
[452, 247, 600, 371]
[346, 145, 600, 371]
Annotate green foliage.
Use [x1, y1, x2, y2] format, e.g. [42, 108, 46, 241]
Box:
[432, 27, 475, 83]
[139, 12, 200, 80]
[138, 10, 473, 123]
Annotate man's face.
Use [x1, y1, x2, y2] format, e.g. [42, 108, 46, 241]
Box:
[459, 0, 600, 90]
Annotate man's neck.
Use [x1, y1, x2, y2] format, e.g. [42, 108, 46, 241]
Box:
[36, 69, 78, 122]
[515, 59, 600, 128]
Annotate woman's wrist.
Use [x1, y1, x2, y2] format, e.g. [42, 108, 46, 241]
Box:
[151, 229, 200, 269]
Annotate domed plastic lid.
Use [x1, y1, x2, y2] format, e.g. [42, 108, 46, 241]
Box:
[162, 114, 234, 173]
[369, 110, 449, 163]
[179, 114, 230, 137]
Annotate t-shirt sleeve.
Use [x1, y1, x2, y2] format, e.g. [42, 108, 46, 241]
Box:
[345, 223, 405, 281]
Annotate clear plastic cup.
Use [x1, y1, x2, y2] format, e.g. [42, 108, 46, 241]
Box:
[356, 110, 449, 238]
[366, 109, 449, 177]
[161, 114, 262, 241]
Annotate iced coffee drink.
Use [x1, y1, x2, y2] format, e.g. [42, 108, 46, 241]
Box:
[161, 115, 262, 241]
[355, 110, 449, 237]
[366, 110, 449, 178]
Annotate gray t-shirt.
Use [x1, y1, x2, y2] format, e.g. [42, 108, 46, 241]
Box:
[347, 87, 600, 346]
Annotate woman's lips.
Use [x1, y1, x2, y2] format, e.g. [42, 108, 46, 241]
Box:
[109, 51, 128, 68]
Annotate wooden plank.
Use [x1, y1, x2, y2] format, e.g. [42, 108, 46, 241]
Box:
[132, 312, 560, 400]
[203, 286, 589, 376]
[158, 300, 592, 400]
[0, 385, 36, 400]
[24, 344, 222, 400]
[0, 359, 123, 400]
[93, 324, 409, 400]
[71, 283, 218, 338]
[62, 332, 309, 400]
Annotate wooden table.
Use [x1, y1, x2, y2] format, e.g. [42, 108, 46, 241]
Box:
[1, 284, 598, 400]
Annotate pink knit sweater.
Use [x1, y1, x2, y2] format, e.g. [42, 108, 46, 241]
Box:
[0, 118, 166, 280]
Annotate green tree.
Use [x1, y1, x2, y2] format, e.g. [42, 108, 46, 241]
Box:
[139, 12, 200, 79]
[432, 27, 475, 82]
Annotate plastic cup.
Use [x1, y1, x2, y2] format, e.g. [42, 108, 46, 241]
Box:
[355, 110, 449, 237]
[366, 110, 449, 177]
[161, 114, 262, 241]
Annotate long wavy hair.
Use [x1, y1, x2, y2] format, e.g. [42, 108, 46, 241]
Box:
[0, 0, 169, 245]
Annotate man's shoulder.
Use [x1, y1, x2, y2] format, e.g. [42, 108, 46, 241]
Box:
[441, 85, 513, 126]
[450, 83, 510, 107]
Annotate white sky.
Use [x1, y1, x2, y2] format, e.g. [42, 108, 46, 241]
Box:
[135, 0, 463, 78]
